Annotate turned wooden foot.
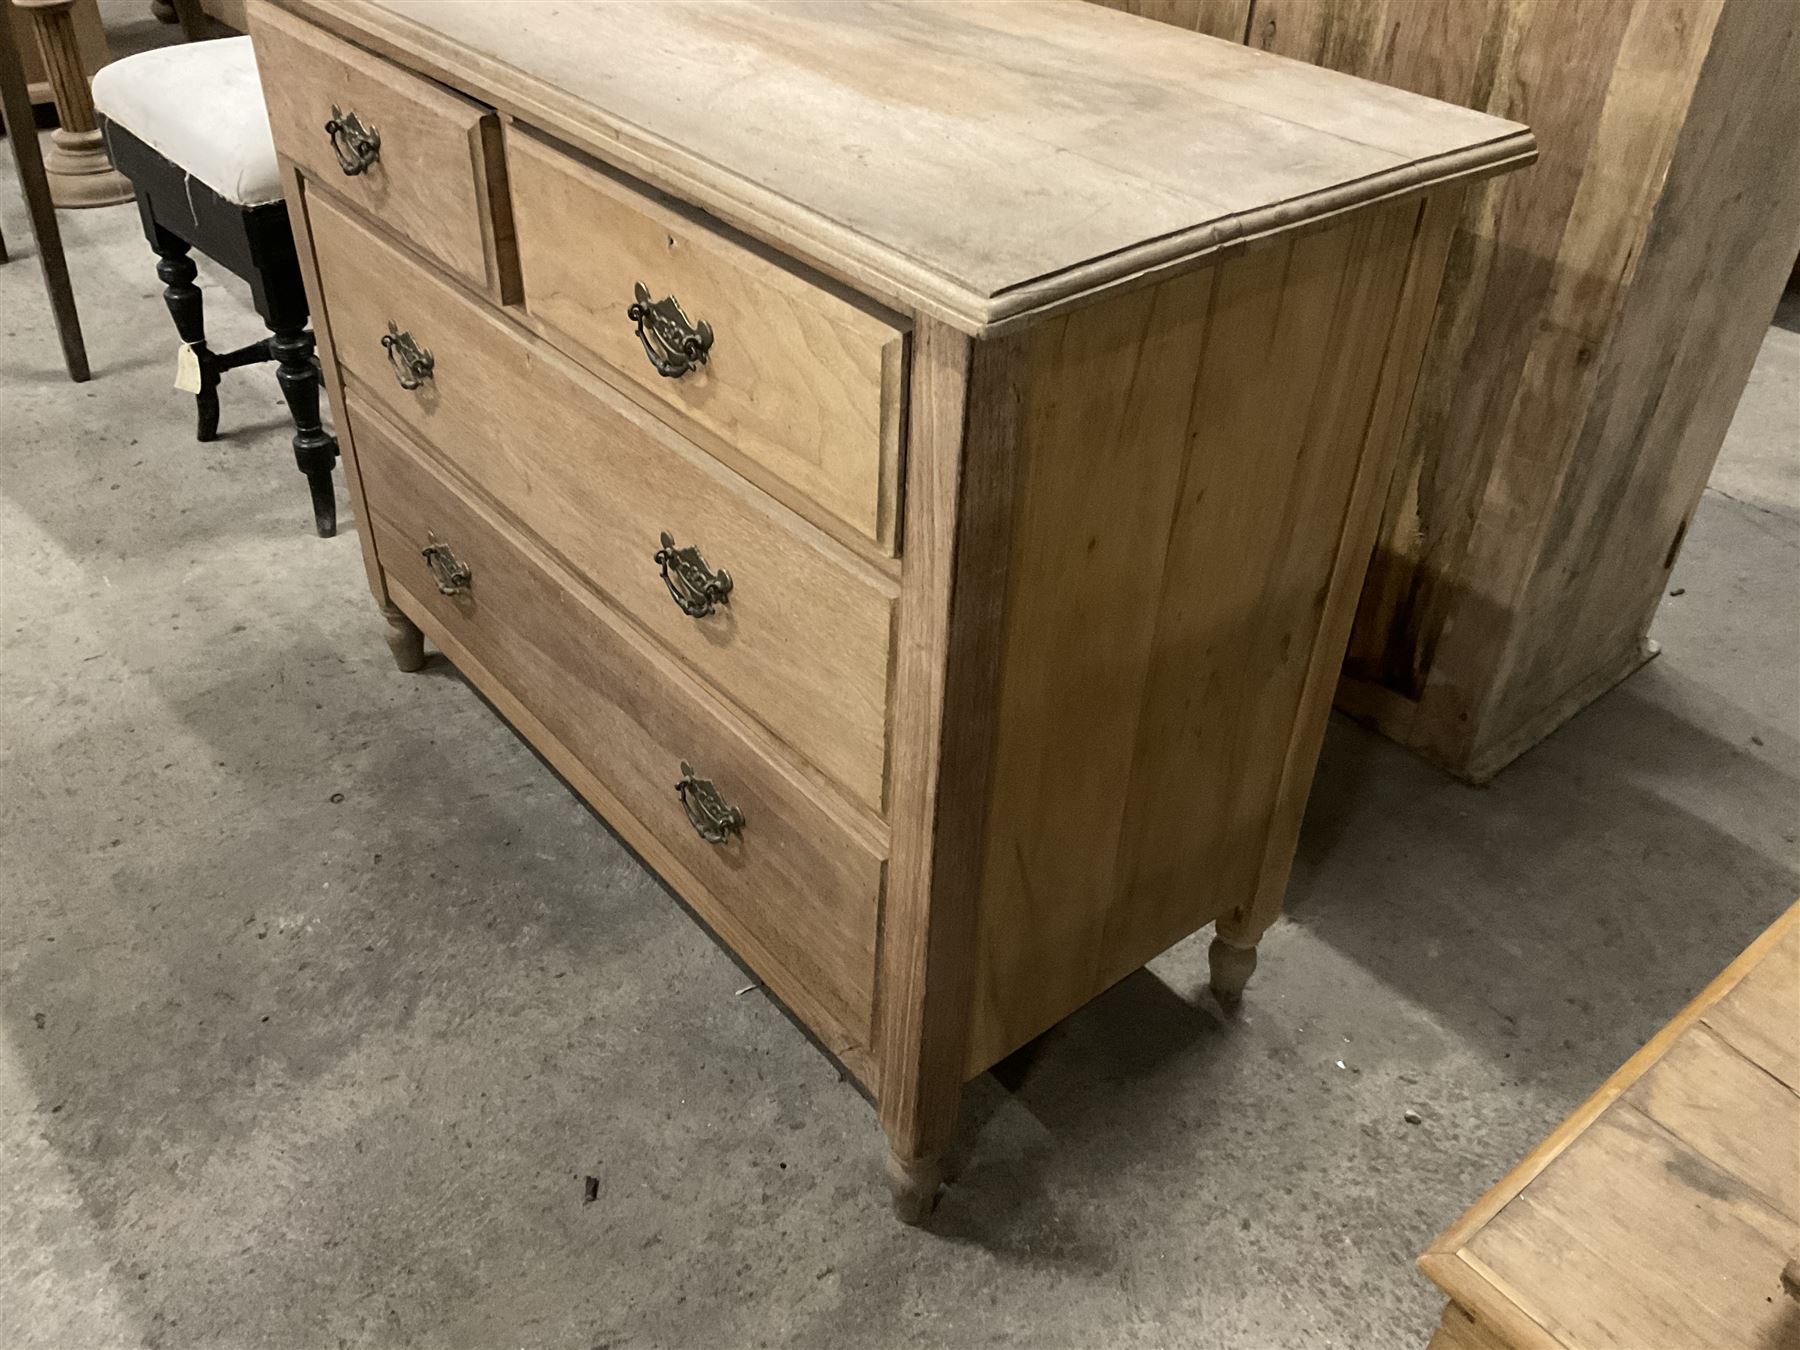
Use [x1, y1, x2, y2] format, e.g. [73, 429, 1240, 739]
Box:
[1208, 933, 1259, 1011]
[885, 1149, 944, 1225]
[382, 604, 425, 672]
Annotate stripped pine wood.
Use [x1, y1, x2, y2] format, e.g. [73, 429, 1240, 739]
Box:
[964, 197, 1432, 1073]
[507, 127, 911, 556]
[307, 193, 898, 817]
[876, 322, 1023, 1219]
[252, 3, 517, 297]
[1421, 902, 1800, 1350]
[1622, 1024, 1798, 1217]
[356, 402, 887, 1055]
[1466, 1107, 1796, 1350]
[257, 0, 1530, 1216]
[276, 0, 1530, 334]
[1088, 0, 1251, 41]
[1700, 924, 1800, 1092]
[1232, 0, 1800, 781]
[1426, 1303, 1512, 1350]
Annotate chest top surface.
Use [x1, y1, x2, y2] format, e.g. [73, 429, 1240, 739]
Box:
[275, 0, 1533, 334]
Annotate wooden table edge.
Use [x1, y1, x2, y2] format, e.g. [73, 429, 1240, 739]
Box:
[266, 0, 1534, 340]
[1417, 899, 1800, 1345]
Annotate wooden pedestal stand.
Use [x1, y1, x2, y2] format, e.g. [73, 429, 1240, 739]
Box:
[12, 0, 131, 207]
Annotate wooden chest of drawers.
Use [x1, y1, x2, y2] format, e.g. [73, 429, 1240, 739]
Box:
[249, 0, 1534, 1219]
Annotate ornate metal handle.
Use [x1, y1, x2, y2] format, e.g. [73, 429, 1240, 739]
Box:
[653, 531, 732, 618]
[324, 105, 380, 176]
[676, 761, 744, 844]
[627, 281, 713, 378]
[421, 535, 471, 595]
[382, 322, 434, 391]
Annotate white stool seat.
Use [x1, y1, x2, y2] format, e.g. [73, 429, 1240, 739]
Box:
[93, 37, 281, 207]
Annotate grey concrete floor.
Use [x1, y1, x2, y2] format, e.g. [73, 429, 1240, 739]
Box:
[3, 130, 1797, 1348]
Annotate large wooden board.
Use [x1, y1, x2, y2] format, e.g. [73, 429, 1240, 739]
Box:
[1421, 904, 1800, 1350]
[963, 197, 1434, 1072]
[1234, 0, 1800, 780]
[272, 0, 1531, 335]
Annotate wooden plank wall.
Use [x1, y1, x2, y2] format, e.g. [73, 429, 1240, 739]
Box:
[1093, 0, 1800, 781]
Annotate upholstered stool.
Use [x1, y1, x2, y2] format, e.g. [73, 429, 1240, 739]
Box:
[94, 37, 338, 536]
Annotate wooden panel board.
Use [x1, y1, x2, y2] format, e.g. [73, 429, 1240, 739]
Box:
[1481, 0, 1800, 754]
[507, 127, 909, 555]
[1422, 903, 1800, 1350]
[271, 0, 1531, 334]
[1464, 1106, 1797, 1350]
[1233, 0, 1800, 780]
[964, 199, 1426, 1074]
[1623, 1023, 1799, 1218]
[1701, 924, 1800, 1093]
[307, 193, 898, 816]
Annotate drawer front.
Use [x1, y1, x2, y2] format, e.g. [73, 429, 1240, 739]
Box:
[307, 192, 894, 814]
[352, 404, 882, 1046]
[250, 5, 515, 297]
[507, 128, 908, 554]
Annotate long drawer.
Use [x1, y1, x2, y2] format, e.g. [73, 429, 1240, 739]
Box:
[251, 3, 516, 298]
[306, 191, 895, 814]
[352, 399, 884, 1049]
[508, 128, 909, 554]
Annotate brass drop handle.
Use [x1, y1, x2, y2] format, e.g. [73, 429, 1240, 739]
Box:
[627, 281, 713, 378]
[654, 530, 732, 617]
[324, 105, 380, 176]
[676, 761, 744, 844]
[421, 535, 472, 595]
[382, 322, 434, 391]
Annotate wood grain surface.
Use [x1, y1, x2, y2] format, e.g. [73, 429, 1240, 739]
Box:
[251, 2, 516, 296]
[1233, 0, 1800, 781]
[964, 196, 1440, 1073]
[1422, 904, 1800, 1350]
[309, 193, 898, 817]
[508, 128, 910, 556]
[876, 321, 1024, 1165]
[356, 401, 887, 1055]
[270, 0, 1531, 334]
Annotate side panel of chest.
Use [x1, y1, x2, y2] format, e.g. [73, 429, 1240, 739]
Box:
[964, 197, 1447, 1072]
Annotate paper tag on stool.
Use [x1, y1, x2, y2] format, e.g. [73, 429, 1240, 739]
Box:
[174, 343, 203, 394]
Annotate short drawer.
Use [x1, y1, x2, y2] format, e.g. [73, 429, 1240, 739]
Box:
[250, 5, 516, 298]
[507, 128, 909, 554]
[307, 191, 895, 814]
[352, 404, 882, 1047]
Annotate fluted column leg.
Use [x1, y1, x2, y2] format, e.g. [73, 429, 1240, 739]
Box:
[14, 0, 131, 207]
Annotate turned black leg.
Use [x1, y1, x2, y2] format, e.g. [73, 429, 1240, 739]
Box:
[269, 323, 339, 538]
[150, 233, 221, 443]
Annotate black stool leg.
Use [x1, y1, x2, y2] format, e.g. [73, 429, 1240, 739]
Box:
[149, 229, 220, 442]
[269, 324, 338, 538]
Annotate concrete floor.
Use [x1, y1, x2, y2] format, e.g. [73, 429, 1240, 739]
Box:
[3, 122, 1797, 1349]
